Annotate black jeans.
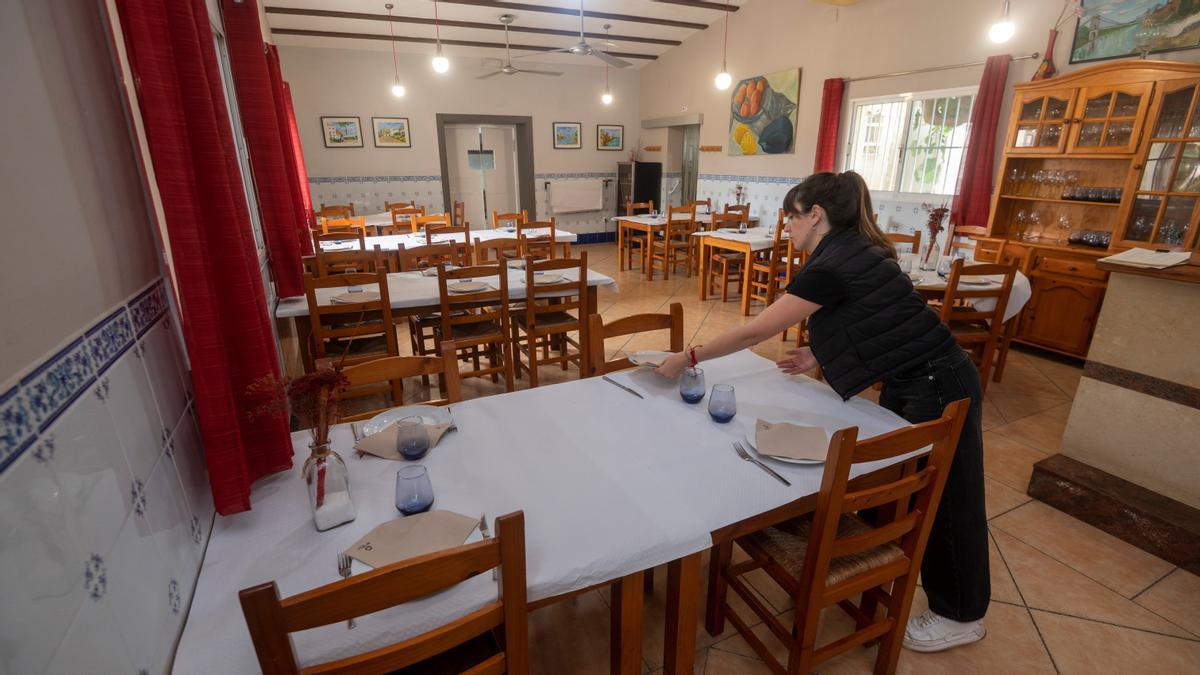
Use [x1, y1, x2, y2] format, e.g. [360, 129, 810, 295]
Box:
[879, 346, 990, 622]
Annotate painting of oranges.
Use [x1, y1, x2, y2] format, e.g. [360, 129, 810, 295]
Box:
[728, 68, 800, 156]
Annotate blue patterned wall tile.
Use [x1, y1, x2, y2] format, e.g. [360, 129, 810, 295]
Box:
[0, 385, 36, 471]
[86, 308, 135, 375]
[129, 281, 168, 337]
[20, 338, 96, 433]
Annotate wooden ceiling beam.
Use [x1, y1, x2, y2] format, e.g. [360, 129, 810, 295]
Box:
[263, 6, 683, 46]
[270, 28, 659, 60]
[649, 0, 738, 11]
[429, 0, 709, 30]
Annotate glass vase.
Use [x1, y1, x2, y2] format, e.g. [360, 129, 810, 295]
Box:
[918, 240, 939, 270]
[303, 443, 356, 531]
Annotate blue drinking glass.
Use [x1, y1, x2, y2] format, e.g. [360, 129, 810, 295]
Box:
[708, 384, 737, 423]
[395, 465, 434, 515]
[680, 367, 706, 404]
[395, 416, 430, 460]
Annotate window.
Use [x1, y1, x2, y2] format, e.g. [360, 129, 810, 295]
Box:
[845, 88, 976, 196]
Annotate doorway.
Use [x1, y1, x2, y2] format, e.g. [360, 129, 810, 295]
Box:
[680, 124, 699, 205]
[437, 114, 535, 228]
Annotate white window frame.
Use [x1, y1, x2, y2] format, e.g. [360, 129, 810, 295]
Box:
[844, 86, 978, 198]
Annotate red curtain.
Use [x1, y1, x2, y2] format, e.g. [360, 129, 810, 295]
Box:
[813, 78, 846, 173]
[221, 0, 307, 295]
[268, 48, 315, 256]
[114, 0, 293, 515]
[950, 55, 1012, 230]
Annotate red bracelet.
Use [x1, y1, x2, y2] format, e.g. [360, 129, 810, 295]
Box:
[688, 345, 701, 368]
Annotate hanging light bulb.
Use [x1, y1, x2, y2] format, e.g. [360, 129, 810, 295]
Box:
[385, 4, 407, 96]
[714, 1, 732, 90]
[988, 0, 1015, 43]
[601, 24, 614, 105]
[430, 0, 450, 73]
[602, 90, 613, 105]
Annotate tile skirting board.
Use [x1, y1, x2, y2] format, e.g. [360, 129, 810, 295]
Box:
[1028, 453, 1200, 576]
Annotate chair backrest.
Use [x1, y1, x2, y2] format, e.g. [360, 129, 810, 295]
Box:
[436, 263, 511, 342]
[786, 399, 970, 636]
[970, 237, 1006, 263]
[707, 212, 742, 232]
[425, 224, 473, 264]
[492, 210, 528, 230]
[692, 198, 712, 211]
[453, 200, 466, 227]
[387, 204, 425, 234]
[474, 236, 521, 263]
[944, 224, 989, 256]
[384, 200, 415, 210]
[411, 213, 452, 233]
[396, 243, 465, 272]
[666, 204, 696, 238]
[626, 200, 654, 216]
[724, 203, 750, 224]
[323, 216, 366, 234]
[239, 511, 528, 675]
[586, 302, 684, 376]
[316, 247, 385, 277]
[318, 203, 354, 218]
[338, 342, 463, 422]
[938, 259, 1017, 337]
[886, 230, 922, 255]
[519, 252, 587, 332]
[303, 271, 397, 364]
[313, 229, 366, 253]
[517, 219, 556, 259]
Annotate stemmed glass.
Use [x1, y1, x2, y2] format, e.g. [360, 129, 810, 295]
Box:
[395, 465, 434, 515]
[1056, 214, 1073, 244]
[1028, 209, 1043, 241]
[708, 384, 737, 423]
[680, 367, 706, 404]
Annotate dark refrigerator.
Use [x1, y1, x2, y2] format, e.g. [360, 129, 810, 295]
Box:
[616, 161, 662, 215]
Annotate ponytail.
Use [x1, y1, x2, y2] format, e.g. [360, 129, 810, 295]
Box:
[782, 171, 897, 260]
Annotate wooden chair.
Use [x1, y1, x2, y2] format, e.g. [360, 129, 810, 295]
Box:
[239, 511, 529, 675]
[517, 218, 558, 260]
[323, 216, 367, 235]
[397, 243, 466, 272]
[453, 200, 466, 227]
[426, 224, 473, 265]
[944, 224, 989, 256]
[967, 237, 1005, 264]
[886, 230, 922, 257]
[706, 399, 971, 675]
[692, 198, 712, 212]
[384, 200, 415, 211]
[705, 212, 747, 301]
[435, 263, 516, 392]
[511, 253, 588, 387]
[648, 204, 695, 280]
[316, 247, 386, 277]
[748, 209, 792, 306]
[317, 203, 354, 218]
[313, 229, 366, 254]
[303, 271, 398, 371]
[337, 343, 463, 423]
[492, 210, 528, 230]
[623, 200, 654, 271]
[586, 302, 683, 376]
[475, 237, 521, 264]
[724, 203, 750, 225]
[388, 204, 425, 235]
[939, 258, 1017, 395]
[410, 213, 452, 233]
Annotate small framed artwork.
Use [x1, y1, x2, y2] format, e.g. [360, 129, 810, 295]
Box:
[1070, 0, 1200, 64]
[372, 117, 411, 148]
[597, 124, 624, 151]
[321, 116, 363, 148]
[553, 121, 582, 149]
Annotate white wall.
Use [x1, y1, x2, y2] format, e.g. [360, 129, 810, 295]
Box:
[0, 2, 212, 674]
[279, 46, 642, 235]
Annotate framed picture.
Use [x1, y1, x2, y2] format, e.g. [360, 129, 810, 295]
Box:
[597, 124, 624, 151]
[321, 116, 363, 148]
[729, 68, 800, 156]
[372, 117, 411, 148]
[1070, 1, 1200, 64]
[553, 122, 582, 149]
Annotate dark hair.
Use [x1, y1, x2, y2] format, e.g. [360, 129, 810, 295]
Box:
[783, 171, 897, 259]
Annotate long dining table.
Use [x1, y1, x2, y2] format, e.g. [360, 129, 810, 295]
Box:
[695, 227, 782, 315]
[318, 225, 576, 254]
[172, 349, 923, 675]
[611, 213, 760, 277]
[276, 266, 614, 374]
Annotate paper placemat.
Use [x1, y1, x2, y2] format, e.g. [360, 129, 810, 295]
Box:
[533, 274, 565, 285]
[331, 291, 380, 304]
[347, 510, 479, 568]
[755, 419, 829, 462]
[355, 423, 454, 460]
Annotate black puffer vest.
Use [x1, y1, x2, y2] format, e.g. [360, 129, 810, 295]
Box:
[802, 228, 956, 400]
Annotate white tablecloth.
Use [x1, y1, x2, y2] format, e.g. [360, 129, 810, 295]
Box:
[319, 227, 575, 254]
[172, 350, 914, 674]
[691, 227, 779, 251]
[611, 212, 759, 226]
[276, 268, 615, 319]
[906, 257, 1032, 323]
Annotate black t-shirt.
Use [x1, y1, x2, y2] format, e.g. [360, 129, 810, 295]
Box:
[786, 266, 845, 308]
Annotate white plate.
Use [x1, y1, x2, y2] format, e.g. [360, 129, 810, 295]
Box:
[448, 281, 490, 293]
[330, 291, 380, 304]
[960, 278, 996, 286]
[627, 350, 671, 367]
[421, 265, 458, 277]
[533, 274, 565, 285]
[361, 404, 454, 437]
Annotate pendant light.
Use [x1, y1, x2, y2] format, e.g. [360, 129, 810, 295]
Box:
[386, 4, 405, 96]
[601, 24, 614, 105]
[431, 0, 450, 73]
[714, 1, 732, 90]
[988, 0, 1015, 43]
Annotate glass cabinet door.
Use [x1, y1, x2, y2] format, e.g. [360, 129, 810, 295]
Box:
[1067, 82, 1153, 154]
[1120, 79, 1200, 249]
[1007, 89, 1076, 154]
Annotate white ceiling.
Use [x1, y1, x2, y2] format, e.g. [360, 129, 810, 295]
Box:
[266, 0, 750, 69]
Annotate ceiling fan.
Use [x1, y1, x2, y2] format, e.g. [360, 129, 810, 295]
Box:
[515, 0, 632, 69]
[477, 15, 562, 79]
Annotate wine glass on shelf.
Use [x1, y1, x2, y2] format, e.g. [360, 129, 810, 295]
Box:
[1065, 170, 1081, 199]
[1028, 209, 1043, 241]
[1056, 214, 1073, 244]
[1013, 209, 1029, 240]
[1006, 168, 1021, 195]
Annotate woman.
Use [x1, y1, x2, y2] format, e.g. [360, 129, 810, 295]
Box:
[656, 171, 989, 652]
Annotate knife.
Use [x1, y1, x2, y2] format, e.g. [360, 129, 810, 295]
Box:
[602, 376, 645, 399]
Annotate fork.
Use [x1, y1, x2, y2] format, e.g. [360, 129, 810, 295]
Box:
[732, 442, 791, 486]
[479, 514, 498, 580]
[337, 552, 356, 629]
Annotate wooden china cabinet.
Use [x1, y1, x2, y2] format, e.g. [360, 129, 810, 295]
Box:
[981, 60, 1200, 359]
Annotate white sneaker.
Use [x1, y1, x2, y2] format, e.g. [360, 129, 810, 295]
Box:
[902, 610, 986, 653]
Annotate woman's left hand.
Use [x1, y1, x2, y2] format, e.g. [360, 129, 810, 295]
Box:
[655, 351, 690, 379]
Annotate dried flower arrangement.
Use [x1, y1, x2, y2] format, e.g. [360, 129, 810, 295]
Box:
[921, 202, 950, 266]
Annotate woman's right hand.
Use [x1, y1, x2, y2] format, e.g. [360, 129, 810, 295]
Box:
[776, 347, 817, 375]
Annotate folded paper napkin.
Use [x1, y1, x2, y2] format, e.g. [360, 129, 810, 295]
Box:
[354, 422, 455, 460]
[331, 291, 381, 304]
[347, 510, 479, 568]
[755, 419, 829, 462]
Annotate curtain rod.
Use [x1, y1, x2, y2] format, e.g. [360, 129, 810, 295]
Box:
[846, 52, 1040, 83]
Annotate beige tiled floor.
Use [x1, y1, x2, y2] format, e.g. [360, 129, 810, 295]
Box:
[398, 243, 1200, 673]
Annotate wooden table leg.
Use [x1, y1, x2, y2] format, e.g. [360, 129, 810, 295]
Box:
[610, 571, 645, 675]
[739, 246, 753, 315]
[646, 227, 655, 282]
[618, 223, 626, 272]
[664, 552, 701, 674]
[294, 315, 315, 374]
[587, 286, 599, 315]
[698, 239, 710, 301]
